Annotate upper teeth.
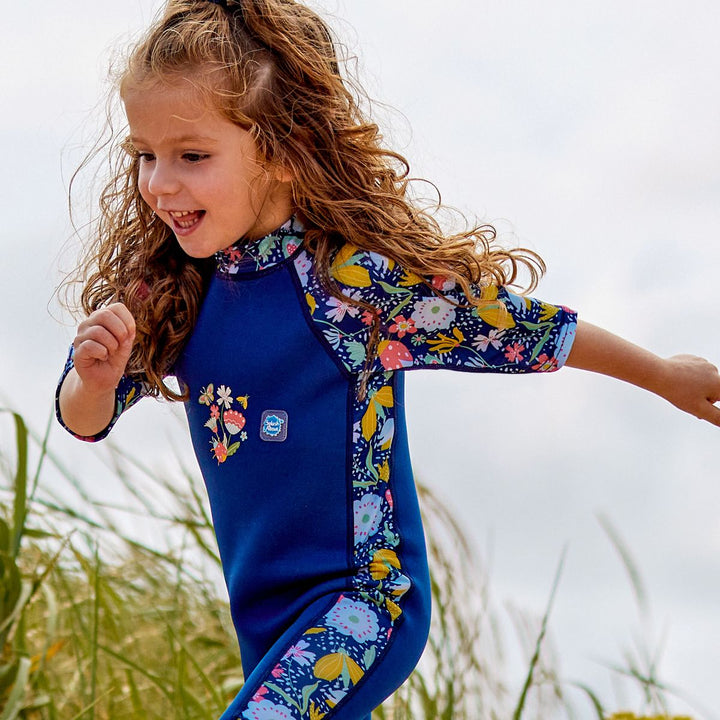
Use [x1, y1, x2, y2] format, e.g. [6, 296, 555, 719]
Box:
[170, 211, 194, 217]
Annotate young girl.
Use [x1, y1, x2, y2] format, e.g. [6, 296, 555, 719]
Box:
[56, 0, 720, 718]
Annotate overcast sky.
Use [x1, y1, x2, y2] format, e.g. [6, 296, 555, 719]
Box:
[1, 1, 719, 716]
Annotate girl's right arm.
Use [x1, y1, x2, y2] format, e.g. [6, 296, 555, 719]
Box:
[57, 303, 136, 438]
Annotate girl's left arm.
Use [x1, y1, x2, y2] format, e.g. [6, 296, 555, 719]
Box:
[566, 320, 720, 426]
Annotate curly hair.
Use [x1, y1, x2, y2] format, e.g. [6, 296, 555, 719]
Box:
[71, 0, 544, 400]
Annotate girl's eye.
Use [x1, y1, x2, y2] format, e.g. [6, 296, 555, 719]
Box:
[137, 152, 155, 163]
[183, 153, 210, 163]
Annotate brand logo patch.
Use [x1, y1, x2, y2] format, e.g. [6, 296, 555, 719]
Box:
[260, 410, 288, 442]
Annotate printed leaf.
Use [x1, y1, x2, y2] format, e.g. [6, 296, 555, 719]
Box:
[301, 682, 320, 713]
[372, 386, 394, 408]
[332, 264, 371, 288]
[481, 285, 499, 301]
[314, 653, 344, 682]
[398, 271, 423, 287]
[363, 646, 377, 669]
[477, 304, 516, 330]
[374, 548, 401, 568]
[333, 243, 360, 267]
[377, 281, 411, 295]
[306, 293, 317, 315]
[226, 442, 241, 457]
[386, 598, 403, 621]
[304, 628, 327, 635]
[361, 404, 377, 441]
[345, 340, 367, 367]
[539, 302, 560, 321]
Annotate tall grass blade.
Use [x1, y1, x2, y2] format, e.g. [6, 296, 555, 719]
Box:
[0, 656, 31, 720]
[512, 547, 566, 720]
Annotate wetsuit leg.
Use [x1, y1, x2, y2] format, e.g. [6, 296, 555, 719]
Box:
[220, 586, 430, 720]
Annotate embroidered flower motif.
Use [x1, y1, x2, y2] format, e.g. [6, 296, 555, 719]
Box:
[388, 315, 416, 338]
[217, 385, 233, 409]
[241, 699, 295, 720]
[224, 409, 246, 435]
[354, 494, 383, 545]
[472, 328, 505, 352]
[410, 296, 456, 331]
[326, 596, 380, 643]
[283, 640, 316, 667]
[199, 382, 249, 463]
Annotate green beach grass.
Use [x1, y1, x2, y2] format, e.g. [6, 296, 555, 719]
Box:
[0, 407, 698, 719]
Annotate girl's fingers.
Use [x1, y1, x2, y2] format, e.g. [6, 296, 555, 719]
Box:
[74, 339, 113, 364]
[74, 324, 121, 356]
[76, 304, 136, 347]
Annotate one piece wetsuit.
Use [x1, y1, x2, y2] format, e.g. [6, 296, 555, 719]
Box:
[57, 218, 577, 720]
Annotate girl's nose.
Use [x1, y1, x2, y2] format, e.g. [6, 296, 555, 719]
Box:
[146, 161, 180, 197]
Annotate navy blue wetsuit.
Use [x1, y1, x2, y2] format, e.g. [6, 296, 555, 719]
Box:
[57, 218, 577, 719]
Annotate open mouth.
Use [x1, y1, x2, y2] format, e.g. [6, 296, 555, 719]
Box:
[169, 210, 206, 231]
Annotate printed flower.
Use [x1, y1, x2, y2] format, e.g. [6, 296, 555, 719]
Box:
[354, 493, 383, 545]
[271, 664, 284, 678]
[388, 315, 416, 338]
[472, 328, 505, 352]
[323, 328, 343, 350]
[294, 251, 313, 285]
[361, 309, 378, 326]
[326, 596, 380, 642]
[504, 342, 525, 363]
[410, 296, 456, 331]
[210, 404, 220, 419]
[227, 246, 243, 263]
[324, 294, 360, 322]
[251, 686, 269, 703]
[224, 409, 246, 435]
[531, 353, 558, 372]
[242, 699, 295, 720]
[217, 385, 233, 409]
[212, 440, 228, 464]
[283, 639, 316, 667]
[431, 275, 456, 292]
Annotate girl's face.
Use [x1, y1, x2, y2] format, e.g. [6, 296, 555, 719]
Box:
[123, 80, 293, 258]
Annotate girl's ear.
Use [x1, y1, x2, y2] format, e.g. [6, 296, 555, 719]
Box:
[272, 164, 293, 183]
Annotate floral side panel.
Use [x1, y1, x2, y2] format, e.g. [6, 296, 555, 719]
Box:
[293, 245, 577, 376]
[235, 371, 409, 719]
[54, 345, 147, 442]
[238, 590, 395, 719]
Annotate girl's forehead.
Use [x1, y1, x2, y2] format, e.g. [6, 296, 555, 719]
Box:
[124, 82, 231, 141]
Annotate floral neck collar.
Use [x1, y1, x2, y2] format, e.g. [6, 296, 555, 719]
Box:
[215, 216, 305, 276]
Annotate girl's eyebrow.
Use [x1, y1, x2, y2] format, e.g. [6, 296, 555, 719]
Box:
[129, 134, 220, 146]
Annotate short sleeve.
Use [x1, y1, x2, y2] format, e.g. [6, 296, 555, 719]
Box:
[294, 245, 577, 375]
[55, 345, 147, 442]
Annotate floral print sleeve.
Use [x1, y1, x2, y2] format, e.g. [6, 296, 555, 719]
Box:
[294, 244, 577, 375]
[55, 345, 147, 442]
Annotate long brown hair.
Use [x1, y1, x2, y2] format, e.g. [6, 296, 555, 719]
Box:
[71, 0, 544, 400]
